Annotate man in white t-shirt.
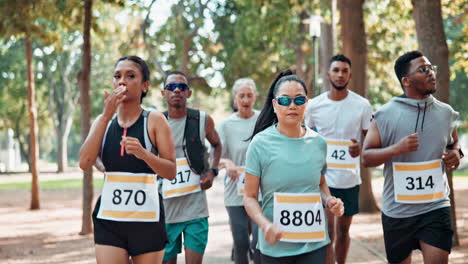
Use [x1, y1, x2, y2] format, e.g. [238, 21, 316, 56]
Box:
[305, 54, 373, 264]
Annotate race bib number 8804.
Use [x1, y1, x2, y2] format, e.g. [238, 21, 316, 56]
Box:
[273, 193, 326, 243]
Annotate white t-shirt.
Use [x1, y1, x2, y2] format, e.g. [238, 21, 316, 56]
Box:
[305, 90, 373, 188]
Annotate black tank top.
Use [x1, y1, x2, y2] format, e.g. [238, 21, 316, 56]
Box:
[101, 112, 158, 173]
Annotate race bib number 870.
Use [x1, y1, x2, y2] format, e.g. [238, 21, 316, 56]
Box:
[273, 193, 326, 243]
[98, 172, 159, 222]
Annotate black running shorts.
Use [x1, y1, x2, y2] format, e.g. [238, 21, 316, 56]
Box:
[382, 207, 452, 263]
[92, 196, 168, 256]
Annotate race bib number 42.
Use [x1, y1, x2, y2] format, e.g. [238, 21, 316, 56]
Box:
[162, 158, 201, 199]
[236, 167, 246, 195]
[98, 172, 159, 222]
[273, 193, 326, 243]
[393, 159, 446, 204]
[326, 139, 359, 170]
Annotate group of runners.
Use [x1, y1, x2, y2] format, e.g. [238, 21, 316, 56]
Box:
[79, 50, 462, 264]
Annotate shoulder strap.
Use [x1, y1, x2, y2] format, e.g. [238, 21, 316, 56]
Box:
[100, 113, 117, 160]
[199, 111, 207, 142]
[142, 110, 154, 152]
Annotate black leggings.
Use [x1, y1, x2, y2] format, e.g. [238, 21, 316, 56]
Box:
[260, 245, 326, 264]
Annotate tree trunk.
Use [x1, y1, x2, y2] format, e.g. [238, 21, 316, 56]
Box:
[319, 22, 333, 93]
[80, 0, 93, 235]
[56, 124, 66, 172]
[339, 0, 379, 213]
[412, 0, 458, 246]
[25, 35, 40, 210]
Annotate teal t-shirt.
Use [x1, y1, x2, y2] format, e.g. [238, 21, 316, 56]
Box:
[245, 125, 330, 257]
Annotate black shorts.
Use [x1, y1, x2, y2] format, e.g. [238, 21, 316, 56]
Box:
[382, 207, 453, 263]
[329, 185, 359, 216]
[92, 196, 168, 256]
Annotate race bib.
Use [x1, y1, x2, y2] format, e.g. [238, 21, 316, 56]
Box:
[393, 159, 446, 204]
[273, 193, 326, 243]
[98, 171, 159, 222]
[326, 139, 359, 170]
[236, 167, 246, 196]
[162, 158, 201, 199]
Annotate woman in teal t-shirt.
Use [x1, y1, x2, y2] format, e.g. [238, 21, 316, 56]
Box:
[244, 70, 344, 263]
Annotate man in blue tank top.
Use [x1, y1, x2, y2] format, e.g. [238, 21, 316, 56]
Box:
[160, 70, 222, 264]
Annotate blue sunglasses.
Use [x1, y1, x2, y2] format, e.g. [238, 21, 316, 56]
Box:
[275, 95, 307, 106]
[164, 82, 189, 91]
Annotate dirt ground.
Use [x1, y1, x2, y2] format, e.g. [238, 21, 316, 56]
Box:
[0, 170, 467, 264]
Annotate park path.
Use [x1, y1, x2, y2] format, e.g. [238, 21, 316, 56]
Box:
[0, 169, 467, 263]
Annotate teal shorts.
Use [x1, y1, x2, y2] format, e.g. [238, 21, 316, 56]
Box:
[163, 217, 209, 261]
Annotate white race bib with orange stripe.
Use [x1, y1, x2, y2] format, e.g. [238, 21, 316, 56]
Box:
[326, 139, 359, 170]
[98, 172, 159, 222]
[393, 159, 445, 204]
[236, 167, 246, 196]
[162, 158, 201, 199]
[273, 193, 326, 243]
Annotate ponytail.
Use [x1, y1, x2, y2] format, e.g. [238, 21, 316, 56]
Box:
[247, 69, 307, 141]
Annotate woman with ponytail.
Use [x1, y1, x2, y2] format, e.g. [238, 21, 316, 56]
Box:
[243, 69, 344, 263]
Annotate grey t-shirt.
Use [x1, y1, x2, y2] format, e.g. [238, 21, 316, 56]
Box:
[163, 112, 209, 223]
[374, 95, 458, 218]
[217, 110, 259, 206]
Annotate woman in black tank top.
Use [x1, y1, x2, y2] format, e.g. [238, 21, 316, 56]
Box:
[79, 56, 176, 264]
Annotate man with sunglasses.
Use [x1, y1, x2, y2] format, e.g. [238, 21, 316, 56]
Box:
[160, 71, 222, 264]
[362, 50, 462, 264]
[304, 54, 373, 264]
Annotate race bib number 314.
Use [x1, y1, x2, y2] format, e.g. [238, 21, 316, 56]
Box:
[273, 193, 326, 243]
[98, 172, 159, 222]
[393, 159, 446, 204]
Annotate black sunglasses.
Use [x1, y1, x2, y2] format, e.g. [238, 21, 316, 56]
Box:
[275, 95, 307, 106]
[164, 83, 189, 91]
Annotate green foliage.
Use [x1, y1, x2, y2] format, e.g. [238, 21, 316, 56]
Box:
[364, 0, 417, 106]
[211, 0, 320, 110]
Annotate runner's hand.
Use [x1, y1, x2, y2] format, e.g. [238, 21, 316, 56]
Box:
[348, 139, 361, 158]
[327, 196, 344, 217]
[223, 159, 240, 181]
[395, 133, 419, 155]
[200, 170, 215, 190]
[102, 85, 127, 120]
[264, 223, 283, 245]
[227, 168, 240, 181]
[442, 150, 461, 172]
[122, 136, 146, 159]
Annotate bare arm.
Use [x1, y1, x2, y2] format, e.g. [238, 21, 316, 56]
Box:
[79, 114, 112, 170]
[243, 172, 282, 244]
[144, 111, 176, 180]
[443, 128, 462, 171]
[200, 114, 222, 189]
[362, 121, 419, 167]
[205, 115, 222, 168]
[319, 175, 344, 216]
[79, 87, 127, 170]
